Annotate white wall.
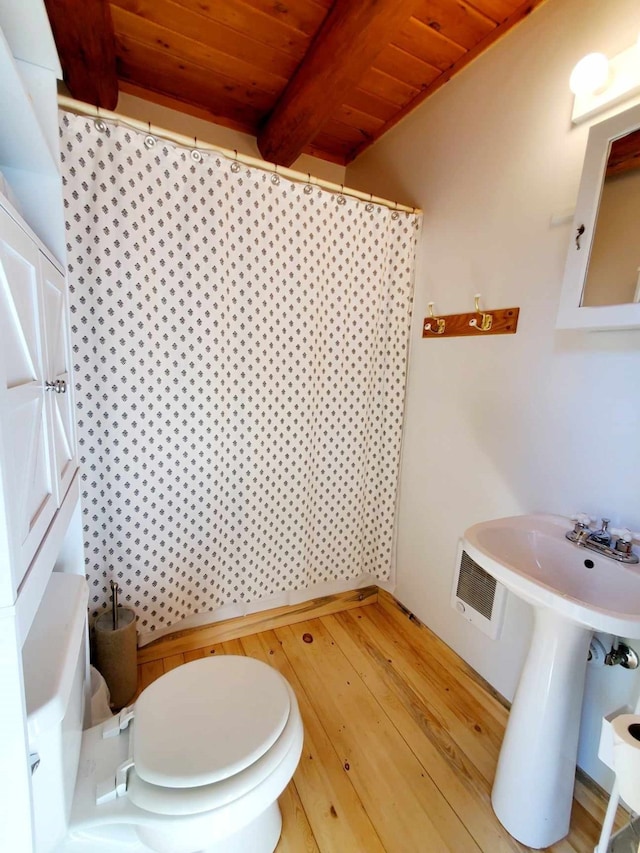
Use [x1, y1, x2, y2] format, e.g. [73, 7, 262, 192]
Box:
[346, 0, 640, 789]
[103, 90, 346, 186]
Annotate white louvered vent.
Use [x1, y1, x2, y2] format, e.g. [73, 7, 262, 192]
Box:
[451, 541, 506, 640]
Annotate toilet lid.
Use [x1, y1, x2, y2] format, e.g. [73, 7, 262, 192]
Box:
[133, 656, 291, 788]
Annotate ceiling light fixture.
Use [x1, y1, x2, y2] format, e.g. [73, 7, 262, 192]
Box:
[569, 53, 610, 97]
[571, 36, 640, 124]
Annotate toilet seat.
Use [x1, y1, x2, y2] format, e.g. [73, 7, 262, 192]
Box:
[127, 681, 301, 816]
[133, 656, 291, 788]
[122, 656, 300, 817]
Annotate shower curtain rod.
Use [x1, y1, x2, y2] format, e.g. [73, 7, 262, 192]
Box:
[58, 95, 420, 215]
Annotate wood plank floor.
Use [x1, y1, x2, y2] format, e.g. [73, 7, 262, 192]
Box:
[137, 593, 621, 852]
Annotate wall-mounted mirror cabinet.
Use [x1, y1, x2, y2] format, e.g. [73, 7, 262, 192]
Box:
[557, 102, 640, 330]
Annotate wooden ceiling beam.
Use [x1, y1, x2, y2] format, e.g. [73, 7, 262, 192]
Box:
[44, 0, 118, 109]
[257, 0, 420, 167]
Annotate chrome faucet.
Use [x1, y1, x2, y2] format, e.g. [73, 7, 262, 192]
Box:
[587, 518, 611, 546]
[566, 514, 639, 564]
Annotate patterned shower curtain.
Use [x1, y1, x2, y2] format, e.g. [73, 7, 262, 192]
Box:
[60, 112, 420, 637]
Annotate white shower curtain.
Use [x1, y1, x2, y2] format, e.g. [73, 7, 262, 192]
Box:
[60, 111, 420, 637]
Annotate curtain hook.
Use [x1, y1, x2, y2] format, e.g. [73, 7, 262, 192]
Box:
[337, 184, 346, 205]
[365, 192, 374, 213]
[469, 294, 493, 331]
[230, 149, 241, 173]
[304, 172, 313, 194]
[391, 201, 399, 220]
[271, 164, 279, 184]
[94, 106, 107, 133]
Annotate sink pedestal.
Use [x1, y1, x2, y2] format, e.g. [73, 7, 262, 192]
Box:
[491, 607, 592, 849]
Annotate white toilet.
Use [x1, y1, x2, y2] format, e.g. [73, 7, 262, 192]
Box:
[23, 573, 304, 853]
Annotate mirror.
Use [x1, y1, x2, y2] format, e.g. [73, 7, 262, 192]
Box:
[582, 127, 640, 307]
[557, 102, 640, 330]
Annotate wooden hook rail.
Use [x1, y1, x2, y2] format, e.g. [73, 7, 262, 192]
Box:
[422, 306, 520, 339]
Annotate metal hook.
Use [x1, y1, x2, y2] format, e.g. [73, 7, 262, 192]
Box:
[576, 224, 585, 250]
[424, 302, 445, 335]
[469, 294, 493, 331]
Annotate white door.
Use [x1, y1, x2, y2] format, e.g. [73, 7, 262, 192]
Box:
[0, 207, 55, 584]
[40, 253, 76, 505]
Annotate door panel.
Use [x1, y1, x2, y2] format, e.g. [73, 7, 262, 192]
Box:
[40, 254, 77, 503]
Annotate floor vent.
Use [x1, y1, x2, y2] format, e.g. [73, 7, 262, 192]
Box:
[451, 542, 506, 640]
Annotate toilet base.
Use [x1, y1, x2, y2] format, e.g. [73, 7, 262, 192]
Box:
[57, 801, 283, 853]
[203, 800, 282, 853]
[138, 800, 282, 853]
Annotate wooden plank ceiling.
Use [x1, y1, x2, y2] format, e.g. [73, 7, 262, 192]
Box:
[46, 0, 546, 167]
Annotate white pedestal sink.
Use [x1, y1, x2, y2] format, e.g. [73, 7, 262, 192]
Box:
[463, 514, 640, 849]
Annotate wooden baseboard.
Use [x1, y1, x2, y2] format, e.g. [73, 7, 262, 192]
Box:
[138, 585, 379, 663]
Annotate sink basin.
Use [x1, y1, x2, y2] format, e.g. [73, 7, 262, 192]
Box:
[462, 513, 640, 849]
[464, 513, 640, 638]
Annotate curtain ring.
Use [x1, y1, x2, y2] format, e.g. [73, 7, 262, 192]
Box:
[271, 165, 280, 185]
[365, 192, 374, 213]
[391, 200, 399, 220]
[143, 120, 155, 148]
[337, 184, 346, 205]
[230, 149, 241, 173]
[303, 172, 313, 194]
[190, 136, 202, 162]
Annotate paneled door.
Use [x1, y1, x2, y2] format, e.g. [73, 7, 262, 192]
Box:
[0, 205, 78, 606]
[0, 206, 55, 589]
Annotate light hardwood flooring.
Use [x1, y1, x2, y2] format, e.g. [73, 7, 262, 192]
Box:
[137, 592, 622, 852]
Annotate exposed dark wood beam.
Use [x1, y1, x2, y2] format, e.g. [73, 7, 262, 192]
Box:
[257, 0, 420, 167]
[44, 0, 118, 109]
[606, 128, 640, 178]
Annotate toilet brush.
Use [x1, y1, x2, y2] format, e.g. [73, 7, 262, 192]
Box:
[94, 579, 138, 709]
[111, 580, 118, 630]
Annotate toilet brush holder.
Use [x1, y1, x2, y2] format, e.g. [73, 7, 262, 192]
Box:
[94, 606, 138, 709]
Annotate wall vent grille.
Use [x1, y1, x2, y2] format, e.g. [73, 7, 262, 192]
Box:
[456, 551, 496, 620]
[451, 543, 506, 640]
